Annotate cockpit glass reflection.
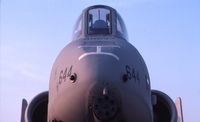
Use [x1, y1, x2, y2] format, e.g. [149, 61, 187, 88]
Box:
[116, 14, 128, 40]
[73, 15, 82, 38]
[88, 8, 111, 35]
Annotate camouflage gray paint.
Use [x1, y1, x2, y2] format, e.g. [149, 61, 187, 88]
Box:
[48, 37, 152, 121]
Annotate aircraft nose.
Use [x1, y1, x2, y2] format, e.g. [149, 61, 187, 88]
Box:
[88, 84, 120, 121]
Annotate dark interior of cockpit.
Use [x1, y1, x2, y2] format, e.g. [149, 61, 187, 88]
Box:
[88, 8, 111, 35]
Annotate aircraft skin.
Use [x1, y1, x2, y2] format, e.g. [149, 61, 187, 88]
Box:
[48, 34, 152, 122]
[21, 5, 183, 122]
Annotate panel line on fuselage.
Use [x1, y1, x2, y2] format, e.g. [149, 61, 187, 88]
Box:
[78, 45, 120, 61]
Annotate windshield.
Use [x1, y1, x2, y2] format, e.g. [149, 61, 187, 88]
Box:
[72, 15, 83, 39]
[116, 14, 128, 40]
[88, 8, 112, 35]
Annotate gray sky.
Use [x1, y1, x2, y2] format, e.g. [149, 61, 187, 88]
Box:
[1, 0, 200, 121]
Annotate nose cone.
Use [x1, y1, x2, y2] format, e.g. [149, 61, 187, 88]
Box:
[88, 83, 121, 121]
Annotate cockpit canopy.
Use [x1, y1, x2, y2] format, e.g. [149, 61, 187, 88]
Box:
[73, 5, 128, 41]
[88, 8, 111, 35]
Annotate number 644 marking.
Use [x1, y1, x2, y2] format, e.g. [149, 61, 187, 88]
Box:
[125, 65, 140, 81]
[58, 65, 73, 84]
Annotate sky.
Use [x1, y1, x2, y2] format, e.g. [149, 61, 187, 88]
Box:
[0, 0, 200, 121]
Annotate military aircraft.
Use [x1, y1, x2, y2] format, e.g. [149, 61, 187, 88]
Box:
[21, 5, 184, 122]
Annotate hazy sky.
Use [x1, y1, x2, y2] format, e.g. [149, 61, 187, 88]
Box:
[1, 0, 200, 121]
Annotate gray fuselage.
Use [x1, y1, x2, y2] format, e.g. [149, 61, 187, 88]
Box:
[48, 36, 153, 122]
